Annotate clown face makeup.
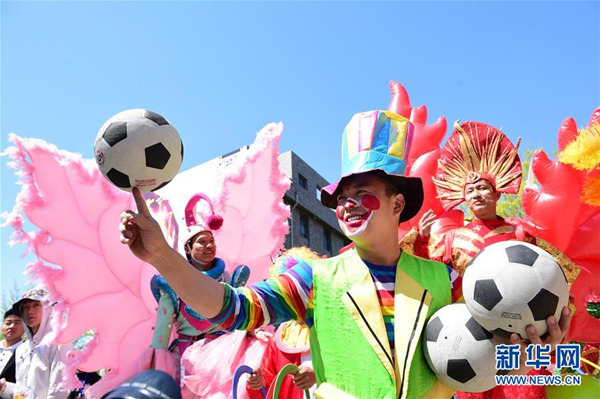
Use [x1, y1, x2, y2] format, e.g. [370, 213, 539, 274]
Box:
[336, 194, 381, 238]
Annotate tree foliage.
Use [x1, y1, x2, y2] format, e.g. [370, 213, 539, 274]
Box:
[496, 149, 535, 219]
[1, 279, 31, 316]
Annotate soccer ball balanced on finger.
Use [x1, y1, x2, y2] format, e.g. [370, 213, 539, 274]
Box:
[94, 109, 184, 193]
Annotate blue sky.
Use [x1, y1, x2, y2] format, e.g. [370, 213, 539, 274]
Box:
[2, 1, 599, 295]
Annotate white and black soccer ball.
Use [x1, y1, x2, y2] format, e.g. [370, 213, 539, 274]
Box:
[94, 109, 184, 193]
[463, 241, 569, 340]
[425, 303, 499, 392]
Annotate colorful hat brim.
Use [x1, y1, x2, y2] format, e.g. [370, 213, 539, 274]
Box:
[13, 296, 47, 316]
[321, 170, 423, 223]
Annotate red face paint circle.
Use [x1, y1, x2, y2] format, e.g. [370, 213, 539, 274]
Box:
[360, 194, 380, 211]
[336, 206, 344, 221]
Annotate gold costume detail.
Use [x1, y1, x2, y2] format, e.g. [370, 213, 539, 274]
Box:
[454, 229, 484, 245]
[281, 320, 311, 348]
[452, 235, 482, 254]
[537, 239, 581, 288]
[483, 225, 518, 239]
[399, 228, 419, 255]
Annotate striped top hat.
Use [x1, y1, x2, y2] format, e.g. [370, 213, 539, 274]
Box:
[320, 110, 424, 222]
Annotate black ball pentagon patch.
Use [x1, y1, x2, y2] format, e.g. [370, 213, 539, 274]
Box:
[528, 288, 559, 321]
[180, 139, 184, 160]
[491, 327, 514, 339]
[145, 143, 171, 169]
[447, 359, 476, 383]
[474, 279, 503, 311]
[103, 122, 128, 147]
[144, 110, 169, 126]
[506, 244, 539, 266]
[426, 317, 444, 342]
[106, 168, 131, 188]
[466, 317, 493, 341]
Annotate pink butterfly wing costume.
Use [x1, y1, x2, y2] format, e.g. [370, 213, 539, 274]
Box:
[4, 122, 290, 398]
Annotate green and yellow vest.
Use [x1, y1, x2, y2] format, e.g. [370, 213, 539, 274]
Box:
[310, 249, 455, 399]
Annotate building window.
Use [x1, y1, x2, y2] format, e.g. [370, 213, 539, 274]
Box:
[300, 212, 309, 239]
[316, 186, 321, 201]
[299, 174, 308, 189]
[324, 228, 332, 253]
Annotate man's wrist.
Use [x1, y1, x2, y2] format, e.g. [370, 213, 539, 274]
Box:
[151, 246, 183, 270]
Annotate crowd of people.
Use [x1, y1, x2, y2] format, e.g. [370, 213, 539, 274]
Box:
[0, 109, 592, 398]
[0, 289, 74, 398]
[118, 110, 570, 398]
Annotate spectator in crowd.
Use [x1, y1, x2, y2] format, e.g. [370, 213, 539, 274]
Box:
[11, 289, 72, 399]
[0, 308, 25, 398]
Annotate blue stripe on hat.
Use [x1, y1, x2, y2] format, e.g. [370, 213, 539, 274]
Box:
[341, 130, 349, 165]
[372, 118, 390, 153]
[341, 151, 407, 178]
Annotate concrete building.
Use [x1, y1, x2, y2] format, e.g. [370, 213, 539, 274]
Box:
[278, 151, 351, 256]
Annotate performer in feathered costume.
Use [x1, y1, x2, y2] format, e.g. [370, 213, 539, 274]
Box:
[387, 83, 598, 384]
[407, 121, 534, 276]
[152, 192, 238, 357]
[402, 121, 572, 399]
[88, 194, 257, 398]
[3, 122, 291, 398]
[173, 195, 270, 398]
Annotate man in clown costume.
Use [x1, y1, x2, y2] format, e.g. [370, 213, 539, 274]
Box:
[120, 110, 571, 398]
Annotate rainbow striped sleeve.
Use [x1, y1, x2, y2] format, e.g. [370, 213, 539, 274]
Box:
[208, 261, 314, 331]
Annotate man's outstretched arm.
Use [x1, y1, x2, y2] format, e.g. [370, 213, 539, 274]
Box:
[208, 260, 313, 331]
[120, 188, 313, 325]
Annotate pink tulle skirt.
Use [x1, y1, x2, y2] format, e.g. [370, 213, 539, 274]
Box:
[182, 330, 268, 399]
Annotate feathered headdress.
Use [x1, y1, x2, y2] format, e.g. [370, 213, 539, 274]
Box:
[180, 193, 224, 252]
[433, 121, 522, 211]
